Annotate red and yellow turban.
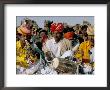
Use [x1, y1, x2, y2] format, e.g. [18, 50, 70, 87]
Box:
[50, 23, 64, 32]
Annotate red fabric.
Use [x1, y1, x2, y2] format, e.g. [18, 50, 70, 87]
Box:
[82, 59, 90, 63]
[41, 35, 48, 43]
[50, 23, 64, 32]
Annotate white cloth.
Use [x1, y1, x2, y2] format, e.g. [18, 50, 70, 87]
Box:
[90, 47, 94, 62]
[83, 63, 92, 74]
[60, 50, 73, 58]
[44, 38, 71, 58]
[72, 43, 80, 52]
[87, 25, 94, 35]
[46, 38, 60, 57]
[25, 64, 39, 74]
[40, 66, 57, 75]
[16, 66, 26, 74]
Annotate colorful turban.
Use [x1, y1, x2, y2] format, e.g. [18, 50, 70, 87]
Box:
[17, 24, 31, 35]
[50, 23, 64, 32]
[64, 32, 74, 40]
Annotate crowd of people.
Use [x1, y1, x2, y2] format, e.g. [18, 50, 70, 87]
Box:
[16, 18, 94, 75]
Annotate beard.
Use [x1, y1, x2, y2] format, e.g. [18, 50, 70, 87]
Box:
[54, 36, 62, 43]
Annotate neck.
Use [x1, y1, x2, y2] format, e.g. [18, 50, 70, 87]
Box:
[55, 37, 63, 43]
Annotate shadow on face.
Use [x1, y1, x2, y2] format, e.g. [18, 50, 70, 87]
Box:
[52, 31, 63, 43]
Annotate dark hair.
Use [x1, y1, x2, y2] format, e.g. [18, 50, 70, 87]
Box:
[81, 25, 88, 30]
[25, 20, 30, 24]
[30, 25, 33, 29]
[59, 32, 63, 36]
[83, 33, 88, 37]
[63, 27, 74, 33]
[39, 30, 47, 35]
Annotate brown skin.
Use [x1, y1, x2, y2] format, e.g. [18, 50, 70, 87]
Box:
[39, 31, 48, 44]
[52, 31, 63, 43]
[82, 30, 87, 35]
[20, 35, 26, 48]
[75, 30, 79, 35]
[83, 35, 88, 41]
[40, 32, 46, 38]
[91, 38, 94, 47]
[45, 51, 53, 61]
[88, 35, 92, 41]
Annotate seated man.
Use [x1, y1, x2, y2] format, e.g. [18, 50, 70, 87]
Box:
[43, 23, 72, 60]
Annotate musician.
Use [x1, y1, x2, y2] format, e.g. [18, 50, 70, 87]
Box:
[78, 34, 92, 63]
[43, 23, 72, 61]
[39, 29, 49, 52]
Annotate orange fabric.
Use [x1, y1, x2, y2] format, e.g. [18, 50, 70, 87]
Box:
[17, 25, 31, 35]
[64, 32, 74, 40]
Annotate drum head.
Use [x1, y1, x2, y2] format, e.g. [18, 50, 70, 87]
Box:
[52, 58, 59, 69]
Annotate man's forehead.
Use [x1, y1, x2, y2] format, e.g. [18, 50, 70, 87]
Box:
[40, 31, 45, 34]
[53, 31, 62, 34]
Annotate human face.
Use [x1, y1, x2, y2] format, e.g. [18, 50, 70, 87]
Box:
[79, 34, 83, 38]
[53, 31, 62, 43]
[88, 35, 92, 41]
[83, 36, 88, 41]
[40, 31, 48, 43]
[40, 32, 46, 38]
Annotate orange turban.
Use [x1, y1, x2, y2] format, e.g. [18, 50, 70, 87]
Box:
[17, 25, 31, 35]
[64, 32, 74, 40]
[50, 23, 64, 32]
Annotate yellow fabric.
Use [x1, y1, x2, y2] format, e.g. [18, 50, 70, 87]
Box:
[16, 40, 28, 68]
[16, 41, 21, 49]
[17, 26, 30, 35]
[74, 51, 82, 61]
[79, 41, 91, 60]
[16, 41, 21, 56]
[16, 40, 38, 68]
[17, 27, 26, 35]
[16, 55, 29, 68]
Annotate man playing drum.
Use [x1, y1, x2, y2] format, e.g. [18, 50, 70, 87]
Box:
[43, 23, 72, 60]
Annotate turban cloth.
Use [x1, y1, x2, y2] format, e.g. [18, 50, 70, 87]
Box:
[64, 32, 74, 40]
[50, 23, 64, 32]
[87, 26, 94, 36]
[17, 24, 31, 35]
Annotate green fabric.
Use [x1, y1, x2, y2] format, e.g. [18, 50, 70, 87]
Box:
[31, 44, 45, 60]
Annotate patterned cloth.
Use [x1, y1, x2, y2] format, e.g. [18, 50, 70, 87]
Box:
[78, 41, 92, 63]
[50, 23, 64, 32]
[16, 40, 37, 68]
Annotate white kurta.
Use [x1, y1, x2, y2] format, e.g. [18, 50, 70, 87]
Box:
[44, 38, 72, 58]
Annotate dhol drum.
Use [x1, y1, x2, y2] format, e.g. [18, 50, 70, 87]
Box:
[50, 58, 77, 74]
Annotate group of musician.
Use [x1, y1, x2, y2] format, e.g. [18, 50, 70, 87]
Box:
[16, 18, 94, 74]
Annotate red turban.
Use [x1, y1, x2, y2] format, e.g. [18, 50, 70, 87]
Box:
[50, 23, 64, 32]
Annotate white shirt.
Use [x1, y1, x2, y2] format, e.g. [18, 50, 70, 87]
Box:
[44, 38, 72, 58]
